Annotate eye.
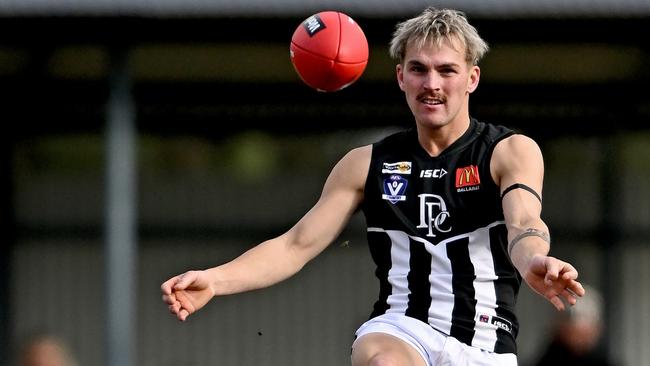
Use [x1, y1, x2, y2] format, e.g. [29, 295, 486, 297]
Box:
[439, 67, 457, 75]
[409, 65, 426, 73]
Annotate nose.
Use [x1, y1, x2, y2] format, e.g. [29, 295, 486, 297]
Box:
[422, 71, 442, 91]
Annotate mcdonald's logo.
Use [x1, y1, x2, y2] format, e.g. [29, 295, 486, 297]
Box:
[455, 165, 481, 188]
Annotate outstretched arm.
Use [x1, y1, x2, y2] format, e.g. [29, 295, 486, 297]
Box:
[491, 134, 585, 310]
[161, 145, 371, 321]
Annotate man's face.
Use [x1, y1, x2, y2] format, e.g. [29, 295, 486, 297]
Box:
[396, 37, 480, 130]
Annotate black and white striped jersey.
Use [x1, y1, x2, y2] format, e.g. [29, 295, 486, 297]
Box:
[361, 118, 521, 354]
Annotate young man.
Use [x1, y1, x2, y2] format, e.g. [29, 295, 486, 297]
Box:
[161, 7, 585, 365]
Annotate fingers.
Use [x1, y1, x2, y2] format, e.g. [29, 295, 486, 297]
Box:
[560, 288, 578, 306]
[168, 302, 181, 315]
[175, 295, 195, 322]
[165, 293, 192, 321]
[161, 277, 180, 306]
[547, 283, 583, 311]
[161, 271, 196, 294]
[165, 295, 183, 321]
[568, 280, 586, 297]
[548, 295, 565, 311]
[160, 276, 181, 296]
[162, 293, 176, 306]
[179, 308, 190, 322]
[173, 271, 198, 291]
[559, 263, 579, 281]
[161, 272, 197, 322]
[545, 258, 580, 285]
[168, 304, 189, 321]
[538, 257, 587, 311]
[543, 258, 560, 286]
[544, 273, 556, 286]
[545, 286, 576, 311]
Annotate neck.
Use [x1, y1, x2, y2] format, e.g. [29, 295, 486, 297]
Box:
[416, 117, 471, 157]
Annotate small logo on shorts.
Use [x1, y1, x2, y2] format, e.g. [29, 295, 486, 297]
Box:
[478, 313, 513, 334]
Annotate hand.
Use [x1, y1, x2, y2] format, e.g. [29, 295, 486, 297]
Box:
[523, 255, 585, 311]
[161, 270, 215, 321]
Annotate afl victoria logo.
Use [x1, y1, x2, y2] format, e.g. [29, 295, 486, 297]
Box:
[382, 175, 408, 204]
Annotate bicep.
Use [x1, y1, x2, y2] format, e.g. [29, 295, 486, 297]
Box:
[491, 135, 546, 233]
[283, 145, 370, 263]
[491, 134, 544, 194]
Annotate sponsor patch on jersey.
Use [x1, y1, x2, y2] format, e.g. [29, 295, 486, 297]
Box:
[302, 14, 327, 37]
[455, 165, 481, 192]
[382, 175, 408, 204]
[477, 313, 513, 334]
[382, 161, 412, 175]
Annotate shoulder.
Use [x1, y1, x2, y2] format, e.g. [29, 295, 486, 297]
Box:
[473, 119, 515, 144]
[341, 144, 372, 167]
[326, 144, 372, 190]
[490, 134, 544, 187]
[372, 128, 414, 149]
[494, 134, 542, 157]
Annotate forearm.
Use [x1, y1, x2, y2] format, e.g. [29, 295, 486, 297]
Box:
[510, 237, 549, 275]
[503, 190, 550, 276]
[198, 149, 364, 298]
[508, 226, 550, 276]
[507, 225, 584, 310]
[205, 234, 306, 297]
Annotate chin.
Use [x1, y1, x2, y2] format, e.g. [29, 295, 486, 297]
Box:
[417, 117, 449, 129]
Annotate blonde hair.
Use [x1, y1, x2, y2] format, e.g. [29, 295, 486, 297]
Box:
[389, 7, 489, 65]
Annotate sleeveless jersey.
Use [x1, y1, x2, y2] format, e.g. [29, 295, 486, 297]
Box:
[361, 118, 521, 354]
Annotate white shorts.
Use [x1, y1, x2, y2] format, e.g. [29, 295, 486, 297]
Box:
[353, 313, 517, 366]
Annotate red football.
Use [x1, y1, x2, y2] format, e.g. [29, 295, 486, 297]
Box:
[290, 11, 369, 92]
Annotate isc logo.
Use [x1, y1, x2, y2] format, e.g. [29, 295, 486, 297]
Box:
[419, 169, 447, 179]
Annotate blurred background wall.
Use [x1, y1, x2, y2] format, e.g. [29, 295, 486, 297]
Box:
[1, 1, 649, 365]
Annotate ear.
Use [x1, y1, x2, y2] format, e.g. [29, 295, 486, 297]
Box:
[396, 63, 405, 91]
[467, 65, 480, 93]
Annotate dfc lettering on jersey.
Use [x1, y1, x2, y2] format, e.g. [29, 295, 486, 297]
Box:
[417, 193, 452, 238]
[382, 175, 408, 204]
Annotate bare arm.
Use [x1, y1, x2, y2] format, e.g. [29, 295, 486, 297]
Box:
[161, 145, 371, 320]
[491, 134, 585, 310]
